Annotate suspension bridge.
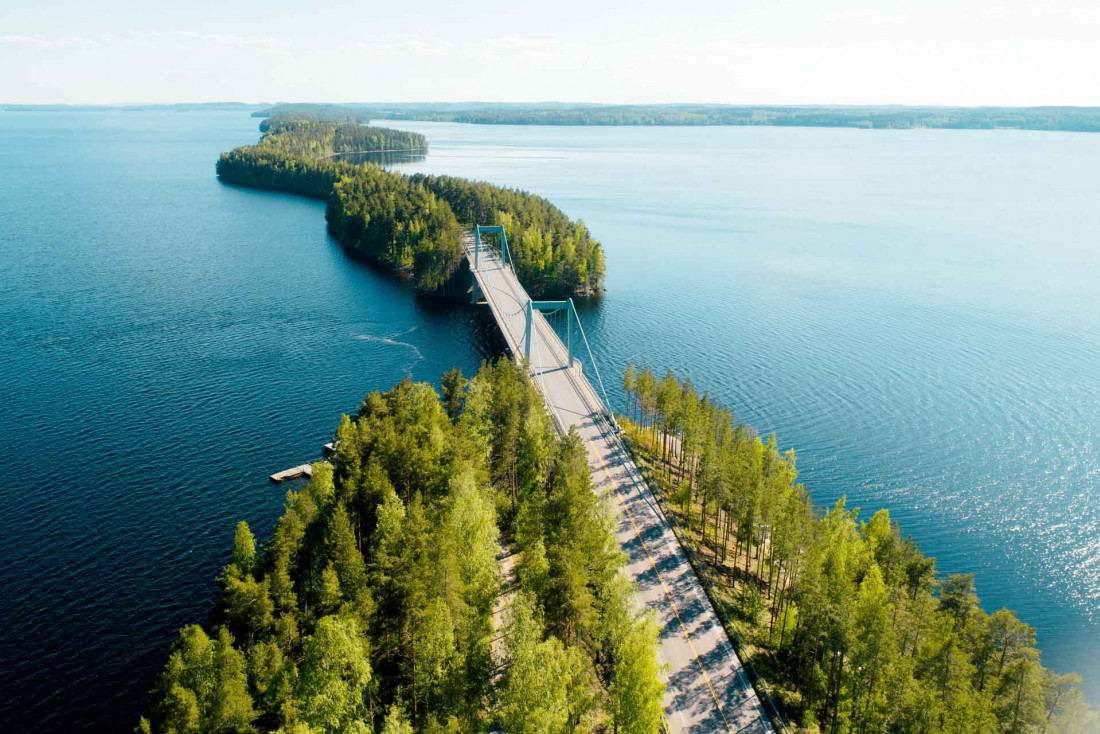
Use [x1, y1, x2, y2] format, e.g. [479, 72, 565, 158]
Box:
[467, 226, 775, 734]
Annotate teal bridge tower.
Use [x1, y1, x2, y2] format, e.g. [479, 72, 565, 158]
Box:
[470, 223, 602, 398]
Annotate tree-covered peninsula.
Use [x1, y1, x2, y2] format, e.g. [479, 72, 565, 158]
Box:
[620, 365, 1097, 734]
[216, 119, 604, 298]
[139, 362, 663, 734]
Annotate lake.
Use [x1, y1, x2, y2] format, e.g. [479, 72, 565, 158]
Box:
[391, 120, 1100, 697]
[0, 111, 1097, 731]
[0, 111, 491, 732]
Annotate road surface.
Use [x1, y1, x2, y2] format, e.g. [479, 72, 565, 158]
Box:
[465, 233, 773, 734]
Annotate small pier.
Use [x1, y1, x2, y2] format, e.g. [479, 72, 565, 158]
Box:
[269, 463, 313, 483]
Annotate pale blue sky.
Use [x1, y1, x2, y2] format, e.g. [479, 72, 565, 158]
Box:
[3, 0, 1098, 105]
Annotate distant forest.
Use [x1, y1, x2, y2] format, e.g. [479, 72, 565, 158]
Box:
[9, 102, 1099, 132]
[216, 118, 604, 297]
[251, 103, 1100, 132]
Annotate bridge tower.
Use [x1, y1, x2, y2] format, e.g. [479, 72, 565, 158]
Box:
[473, 225, 511, 271]
[525, 299, 576, 367]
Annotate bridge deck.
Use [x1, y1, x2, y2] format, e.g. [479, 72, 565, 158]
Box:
[465, 233, 773, 734]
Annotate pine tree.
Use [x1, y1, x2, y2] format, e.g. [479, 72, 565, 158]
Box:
[232, 521, 256, 576]
[440, 367, 466, 419]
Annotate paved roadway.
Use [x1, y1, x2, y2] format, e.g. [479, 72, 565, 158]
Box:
[465, 233, 773, 734]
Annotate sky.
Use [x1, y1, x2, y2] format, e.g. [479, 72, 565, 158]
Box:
[3, 0, 1099, 106]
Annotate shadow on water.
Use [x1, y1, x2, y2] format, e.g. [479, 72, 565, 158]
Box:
[322, 228, 508, 366]
[414, 293, 510, 364]
[331, 150, 427, 166]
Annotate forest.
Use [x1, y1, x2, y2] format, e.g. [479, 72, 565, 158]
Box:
[139, 361, 665, 734]
[619, 364, 1097, 734]
[410, 174, 604, 298]
[251, 103, 1100, 132]
[256, 118, 428, 154]
[216, 119, 604, 297]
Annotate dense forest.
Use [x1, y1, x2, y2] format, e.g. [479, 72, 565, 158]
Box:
[410, 174, 604, 298]
[139, 362, 664, 734]
[216, 119, 604, 297]
[256, 118, 428, 154]
[620, 365, 1098, 734]
[251, 103, 1100, 132]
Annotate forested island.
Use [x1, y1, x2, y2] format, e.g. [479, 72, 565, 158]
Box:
[251, 103, 1100, 133]
[216, 118, 604, 297]
[619, 365, 1097, 733]
[139, 362, 664, 734]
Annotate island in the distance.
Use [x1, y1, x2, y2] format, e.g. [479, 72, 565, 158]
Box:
[9, 102, 1100, 132]
[215, 116, 604, 298]
[247, 102, 1100, 133]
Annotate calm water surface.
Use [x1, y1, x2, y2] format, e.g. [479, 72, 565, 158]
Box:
[391, 121, 1100, 698]
[0, 111, 491, 732]
[1, 112, 1098, 731]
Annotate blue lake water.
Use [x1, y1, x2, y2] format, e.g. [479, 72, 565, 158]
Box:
[0, 111, 492, 732]
[1, 112, 1098, 731]
[391, 121, 1100, 698]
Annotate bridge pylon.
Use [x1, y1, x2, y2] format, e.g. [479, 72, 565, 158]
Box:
[525, 298, 576, 367]
[474, 225, 511, 270]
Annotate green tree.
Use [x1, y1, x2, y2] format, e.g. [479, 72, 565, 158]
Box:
[379, 703, 414, 734]
[621, 364, 636, 423]
[499, 592, 594, 733]
[316, 564, 344, 616]
[151, 625, 255, 734]
[609, 614, 666, 734]
[233, 522, 257, 576]
[409, 598, 456, 718]
[328, 504, 369, 605]
[940, 573, 979, 632]
[846, 564, 900, 732]
[440, 367, 466, 419]
[221, 569, 274, 643]
[296, 616, 372, 734]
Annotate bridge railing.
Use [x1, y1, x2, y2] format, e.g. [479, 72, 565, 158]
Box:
[468, 225, 614, 422]
[465, 228, 783, 733]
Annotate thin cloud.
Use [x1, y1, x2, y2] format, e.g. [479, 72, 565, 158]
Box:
[0, 30, 290, 55]
[0, 34, 102, 49]
[828, 9, 909, 23]
[173, 30, 291, 55]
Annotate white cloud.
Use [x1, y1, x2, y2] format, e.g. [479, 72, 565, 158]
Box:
[0, 34, 101, 49]
[172, 31, 290, 55]
[827, 9, 908, 23]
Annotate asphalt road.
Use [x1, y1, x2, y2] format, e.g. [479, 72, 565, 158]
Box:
[466, 234, 773, 734]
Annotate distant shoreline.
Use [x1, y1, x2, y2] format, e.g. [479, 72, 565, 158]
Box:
[7, 102, 1100, 132]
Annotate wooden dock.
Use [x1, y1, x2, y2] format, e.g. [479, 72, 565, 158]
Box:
[269, 463, 313, 483]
